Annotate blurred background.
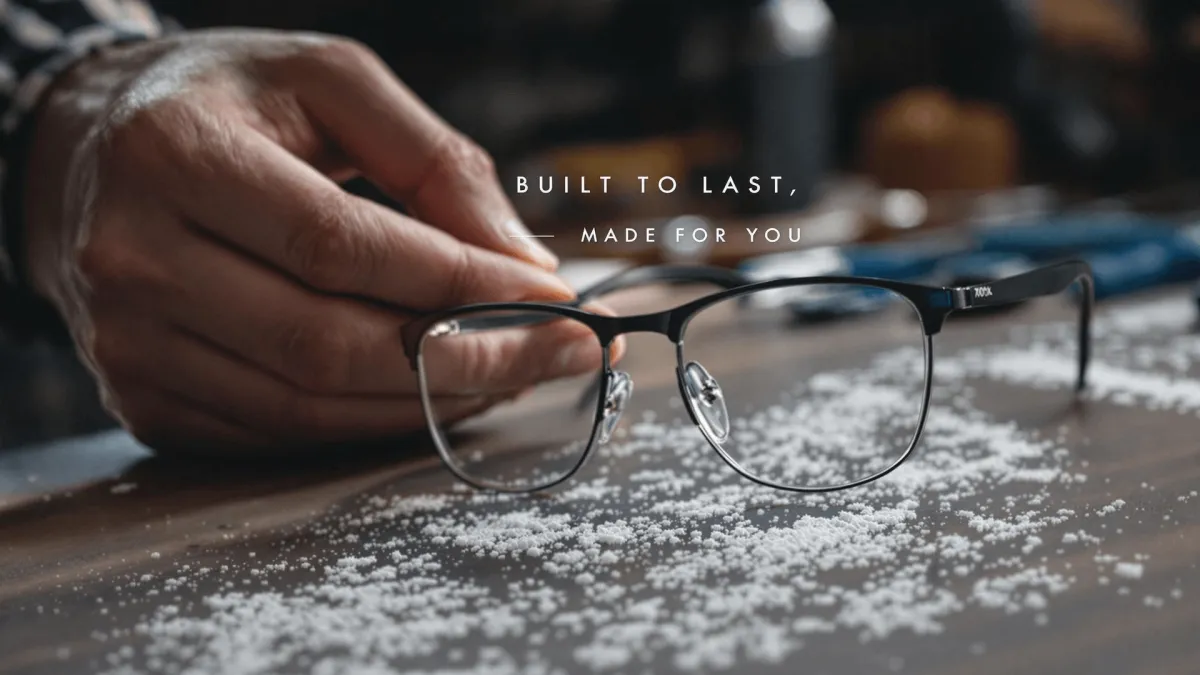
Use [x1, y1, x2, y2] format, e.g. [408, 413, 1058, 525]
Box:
[150, 0, 1200, 263]
[7, 0, 1200, 447]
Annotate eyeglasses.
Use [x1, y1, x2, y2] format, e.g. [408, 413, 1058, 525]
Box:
[402, 260, 1093, 493]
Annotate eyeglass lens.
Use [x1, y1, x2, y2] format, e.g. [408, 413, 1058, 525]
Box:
[417, 309, 608, 491]
[679, 283, 929, 490]
[419, 284, 931, 492]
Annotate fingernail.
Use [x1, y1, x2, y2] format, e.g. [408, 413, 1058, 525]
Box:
[526, 269, 577, 302]
[504, 218, 559, 270]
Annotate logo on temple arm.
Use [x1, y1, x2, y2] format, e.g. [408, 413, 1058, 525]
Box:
[973, 286, 994, 299]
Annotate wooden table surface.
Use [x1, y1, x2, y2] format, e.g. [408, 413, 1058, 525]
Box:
[0, 284, 1197, 675]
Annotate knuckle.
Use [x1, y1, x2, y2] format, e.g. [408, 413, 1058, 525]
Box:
[275, 320, 353, 393]
[76, 237, 123, 287]
[458, 331, 503, 387]
[445, 245, 484, 306]
[285, 199, 372, 292]
[305, 36, 380, 73]
[76, 235, 181, 305]
[102, 99, 199, 169]
[76, 236, 143, 293]
[432, 133, 496, 183]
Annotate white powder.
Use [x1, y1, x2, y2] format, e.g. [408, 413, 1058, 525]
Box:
[1114, 562, 1144, 580]
[91, 296, 1191, 674]
[945, 298, 1200, 415]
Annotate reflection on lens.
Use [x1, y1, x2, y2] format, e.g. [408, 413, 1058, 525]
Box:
[417, 309, 605, 491]
[681, 284, 928, 490]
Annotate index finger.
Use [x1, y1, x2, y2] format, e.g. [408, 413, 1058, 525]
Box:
[163, 121, 573, 311]
[285, 39, 558, 270]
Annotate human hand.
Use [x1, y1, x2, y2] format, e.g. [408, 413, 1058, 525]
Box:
[21, 29, 611, 453]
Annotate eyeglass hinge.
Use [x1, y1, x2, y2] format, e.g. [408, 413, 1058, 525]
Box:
[951, 287, 972, 309]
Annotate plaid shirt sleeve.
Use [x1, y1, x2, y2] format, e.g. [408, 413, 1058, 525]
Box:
[0, 0, 165, 341]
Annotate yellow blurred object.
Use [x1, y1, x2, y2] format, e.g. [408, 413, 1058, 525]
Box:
[860, 88, 1019, 194]
[1034, 0, 1149, 64]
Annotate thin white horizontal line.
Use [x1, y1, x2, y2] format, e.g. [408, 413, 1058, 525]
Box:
[509, 234, 555, 238]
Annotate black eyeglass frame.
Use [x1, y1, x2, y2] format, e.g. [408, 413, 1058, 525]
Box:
[402, 260, 1094, 494]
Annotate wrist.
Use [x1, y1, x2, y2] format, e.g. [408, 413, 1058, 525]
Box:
[22, 39, 170, 301]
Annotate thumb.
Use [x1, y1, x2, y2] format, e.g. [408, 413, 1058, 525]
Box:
[419, 308, 608, 396]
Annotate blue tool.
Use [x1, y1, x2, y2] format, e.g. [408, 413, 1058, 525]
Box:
[785, 284, 900, 322]
[931, 251, 1035, 287]
[974, 214, 1200, 301]
[741, 245, 1036, 320]
[973, 213, 1178, 260]
[739, 213, 1200, 322]
[739, 241, 958, 283]
[1078, 232, 1200, 301]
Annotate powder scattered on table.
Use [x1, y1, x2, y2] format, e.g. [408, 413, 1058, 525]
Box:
[85, 296, 1199, 674]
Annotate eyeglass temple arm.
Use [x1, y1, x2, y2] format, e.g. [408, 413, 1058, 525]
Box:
[413, 264, 746, 369]
[412, 265, 743, 403]
[455, 265, 749, 333]
[951, 259, 1094, 391]
[575, 264, 750, 303]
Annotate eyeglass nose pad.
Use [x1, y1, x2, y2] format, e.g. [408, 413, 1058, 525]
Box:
[598, 370, 633, 444]
[681, 360, 730, 442]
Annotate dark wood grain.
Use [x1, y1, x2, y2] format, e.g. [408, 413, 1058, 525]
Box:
[0, 286, 1197, 675]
